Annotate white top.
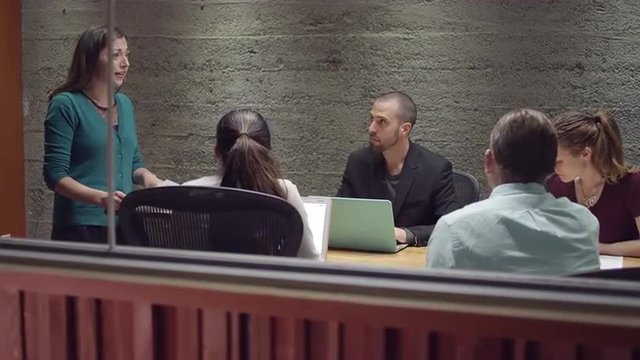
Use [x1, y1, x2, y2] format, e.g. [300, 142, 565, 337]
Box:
[182, 175, 319, 260]
[427, 183, 600, 276]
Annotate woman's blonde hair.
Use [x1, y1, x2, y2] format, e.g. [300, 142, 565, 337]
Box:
[553, 111, 638, 183]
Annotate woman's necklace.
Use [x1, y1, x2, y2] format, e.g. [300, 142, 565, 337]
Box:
[83, 92, 118, 125]
[583, 193, 599, 208]
[83, 91, 111, 110]
[577, 178, 604, 208]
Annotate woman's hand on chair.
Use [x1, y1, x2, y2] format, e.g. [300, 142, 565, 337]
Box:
[98, 191, 126, 211]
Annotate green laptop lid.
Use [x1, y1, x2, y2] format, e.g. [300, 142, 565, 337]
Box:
[328, 197, 397, 252]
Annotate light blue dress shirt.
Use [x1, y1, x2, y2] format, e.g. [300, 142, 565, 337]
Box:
[426, 183, 600, 275]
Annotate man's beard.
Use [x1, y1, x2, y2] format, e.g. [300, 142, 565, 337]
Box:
[369, 134, 399, 153]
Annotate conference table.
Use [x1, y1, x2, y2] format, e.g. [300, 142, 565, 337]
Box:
[326, 247, 640, 269]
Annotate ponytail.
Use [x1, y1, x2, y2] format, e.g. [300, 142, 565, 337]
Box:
[220, 134, 286, 198]
[591, 112, 638, 182]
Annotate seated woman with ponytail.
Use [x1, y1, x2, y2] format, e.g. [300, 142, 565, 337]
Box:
[547, 111, 640, 257]
[183, 110, 319, 259]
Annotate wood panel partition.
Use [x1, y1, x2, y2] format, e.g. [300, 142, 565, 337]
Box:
[0, 240, 638, 360]
[0, 0, 25, 237]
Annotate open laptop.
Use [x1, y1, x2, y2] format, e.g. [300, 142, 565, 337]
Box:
[328, 197, 408, 253]
[301, 197, 332, 260]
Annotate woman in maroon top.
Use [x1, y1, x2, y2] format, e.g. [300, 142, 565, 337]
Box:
[547, 111, 640, 257]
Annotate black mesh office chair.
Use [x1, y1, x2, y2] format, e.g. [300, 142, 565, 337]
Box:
[452, 170, 480, 207]
[118, 186, 303, 257]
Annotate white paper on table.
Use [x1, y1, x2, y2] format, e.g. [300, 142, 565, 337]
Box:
[599, 255, 623, 270]
[156, 179, 180, 187]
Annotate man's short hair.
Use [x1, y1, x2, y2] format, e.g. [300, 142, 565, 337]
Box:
[375, 91, 417, 126]
[490, 109, 558, 183]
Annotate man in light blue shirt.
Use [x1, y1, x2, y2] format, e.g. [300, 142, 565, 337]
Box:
[427, 109, 600, 275]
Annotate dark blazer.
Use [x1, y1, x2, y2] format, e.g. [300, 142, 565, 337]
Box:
[336, 142, 459, 246]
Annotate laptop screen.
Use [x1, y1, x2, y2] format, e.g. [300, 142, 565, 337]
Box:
[302, 199, 330, 260]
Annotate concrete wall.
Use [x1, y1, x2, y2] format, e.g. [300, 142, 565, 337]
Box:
[22, 0, 640, 238]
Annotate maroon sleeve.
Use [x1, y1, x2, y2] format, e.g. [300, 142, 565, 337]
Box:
[627, 172, 640, 218]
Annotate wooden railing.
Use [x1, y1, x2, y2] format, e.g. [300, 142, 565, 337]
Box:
[0, 239, 639, 359]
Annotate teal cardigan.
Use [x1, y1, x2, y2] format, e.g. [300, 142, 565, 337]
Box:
[43, 91, 145, 227]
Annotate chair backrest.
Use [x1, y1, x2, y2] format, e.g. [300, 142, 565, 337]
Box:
[118, 186, 303, 257]
[574, 267, 640, 281]
[452, 170, 480, 207]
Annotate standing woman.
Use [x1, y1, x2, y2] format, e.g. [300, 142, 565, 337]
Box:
[183, 110, 319, 259]
[43, 25, 160, 242]
[548, 111, 640, 257]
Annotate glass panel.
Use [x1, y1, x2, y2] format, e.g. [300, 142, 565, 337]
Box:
[32, 1, 638, 280]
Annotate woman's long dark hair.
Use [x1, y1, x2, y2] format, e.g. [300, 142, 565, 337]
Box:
[48, 25, 125, 101]
[216, 110, 286, 198]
